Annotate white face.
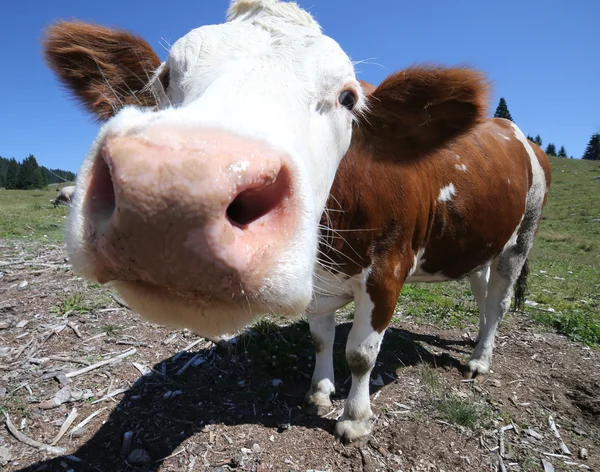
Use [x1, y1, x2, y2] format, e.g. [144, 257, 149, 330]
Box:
[66, 0, 363, 336]
[156, 7, 362, 217]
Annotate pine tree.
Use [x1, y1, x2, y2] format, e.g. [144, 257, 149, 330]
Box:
[5, 158, 19, 189]
[582, 133, 600, 160]
[534, 135, 542, 146]
[17, 155, 44, 189]
[545, 143, 557, 156]
[40, 167, 48, 187]
[558, 146, 567, 158]
[494, 97, 513, 121]
[526, 134, 534, 141]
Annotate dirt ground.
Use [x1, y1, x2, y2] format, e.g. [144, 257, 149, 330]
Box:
[1, 240, 598, 472]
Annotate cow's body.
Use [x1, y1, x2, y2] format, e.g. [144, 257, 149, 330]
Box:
[52, 185, 75, 207]
[304, 116, 551, 442]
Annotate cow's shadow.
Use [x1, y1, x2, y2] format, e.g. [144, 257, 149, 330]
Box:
[16, 321, 472, 472]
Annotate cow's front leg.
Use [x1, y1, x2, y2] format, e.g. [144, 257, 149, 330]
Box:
[334, 270, 401, 445]
[304, 312, 336, 415]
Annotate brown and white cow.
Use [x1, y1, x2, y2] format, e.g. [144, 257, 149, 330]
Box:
[304, 78, 552, 442]
[43, 0, 550, 445]
[52, 185, 76, 207]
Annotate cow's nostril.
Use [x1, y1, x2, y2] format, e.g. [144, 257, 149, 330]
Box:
[226, 167, 291, 228]
[86, 150, 116, 230]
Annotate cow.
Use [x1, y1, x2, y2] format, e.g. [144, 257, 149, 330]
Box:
[52, 185, 76, 207]
[305, 105, 552, 443]
[42, 0, 550, 445]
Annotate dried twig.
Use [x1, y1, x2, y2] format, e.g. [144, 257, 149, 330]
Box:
[91, 387, 130, 404]
[71, 407, 107, 434]
[48, 355, 91, 366]
[11, 339, 34, 361]
[541, 459, 555, 472]
[176, 353, 203, 376]
[65, 348, 136, 378]
[67, 322, 82, 339]
[97, 308, 125, 313]
[83, 332, 107, 343]
[548, 415, 571, 455]
[499, 425, 514, 458]
[50, 408, 78, 446]
[172, 339, 203, 361]
[543, 453, 571, 459]
[498, 456, 507, 472]
[116, 340, 149, 347]
[4, 412, 66, 455]
[110, 293, 130, 309]
[154, 447, 186, 463]
[132, 362, 152, 376]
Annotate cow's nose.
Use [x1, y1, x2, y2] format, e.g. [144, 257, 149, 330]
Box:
[79, 128, 296, 290]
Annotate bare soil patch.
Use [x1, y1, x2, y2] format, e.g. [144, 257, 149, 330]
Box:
[1, 240, 598, 471]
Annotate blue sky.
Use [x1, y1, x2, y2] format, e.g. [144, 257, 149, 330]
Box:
[0, 0, 598, 172]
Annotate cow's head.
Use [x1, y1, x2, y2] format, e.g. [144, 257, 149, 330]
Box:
[44, 0, 488, 336]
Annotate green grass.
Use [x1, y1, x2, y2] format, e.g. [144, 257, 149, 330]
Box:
[525, 157, 600, 344]
[0, 186, 70, 241]
[100, 324, 121, 336]
[420, 364, 489, 430]
[50, 291, 109, 316]
[420, 363, 442, 391]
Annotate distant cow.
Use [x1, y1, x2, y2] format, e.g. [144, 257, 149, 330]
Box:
[43, 0, 550, 445]
[52, 185, 75, 207]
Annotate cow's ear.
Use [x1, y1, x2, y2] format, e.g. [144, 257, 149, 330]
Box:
[355, 66, 489, 158]
[43, 21, 162, 122]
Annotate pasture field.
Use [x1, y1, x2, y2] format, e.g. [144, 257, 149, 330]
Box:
[0, 156, 598, 471]
[0, 186, 71, 241]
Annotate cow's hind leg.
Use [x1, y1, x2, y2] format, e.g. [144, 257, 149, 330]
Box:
[469, 265, 490, 343]
[466, 224, 536, 378]
[304, 312, 336, 415]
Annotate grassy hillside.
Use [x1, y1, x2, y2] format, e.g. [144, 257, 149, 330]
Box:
[0, 157, 598, 344]
[526, 157, 600, 343]
[0, 184, 71, 240]
[396, 156, 600, 345]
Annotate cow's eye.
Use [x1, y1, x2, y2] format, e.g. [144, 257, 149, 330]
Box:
[339, 90, 356, 110]
[160, 68, 170, 92]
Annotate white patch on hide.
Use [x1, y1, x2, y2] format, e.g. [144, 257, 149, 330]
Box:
[438, 183, 456, 202]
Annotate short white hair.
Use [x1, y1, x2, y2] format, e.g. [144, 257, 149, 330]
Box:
[227, 0, 322, 32]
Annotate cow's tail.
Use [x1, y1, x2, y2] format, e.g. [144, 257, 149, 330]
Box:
[513, 258, 529, 312]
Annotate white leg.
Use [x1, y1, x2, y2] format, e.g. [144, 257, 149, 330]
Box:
[467, 261, 510, 376]
[334, 280, 384, 444]
[467, 238, 531, 377]
[304, 312, 336, 415]
[469, 265, 490, 341]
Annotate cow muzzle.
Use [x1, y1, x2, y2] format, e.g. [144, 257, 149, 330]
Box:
[72, 127, 299, 301]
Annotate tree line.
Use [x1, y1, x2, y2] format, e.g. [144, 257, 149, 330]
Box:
[0, 155, 76, 189]
[493, 97, 599, 160]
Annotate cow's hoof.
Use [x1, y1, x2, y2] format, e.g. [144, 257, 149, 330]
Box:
[463, 359, 490, 379]
[303, 392, 333, 416]
[334, 418, 371, 445]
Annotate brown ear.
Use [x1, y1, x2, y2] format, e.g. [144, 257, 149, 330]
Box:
[43, 21, 162, 122]
[356, 66, 489, 158]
